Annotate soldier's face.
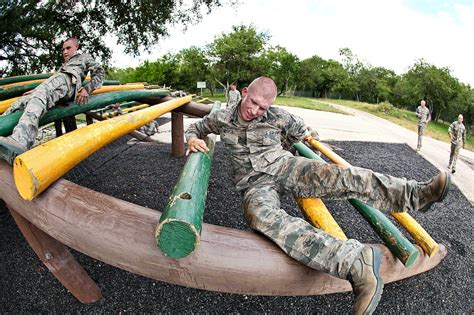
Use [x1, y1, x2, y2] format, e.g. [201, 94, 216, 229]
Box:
[458, 115, 463, 123]
[62, 40, 79, 62]
[420, 101, 426, 107]
[239, 89, 272, 121]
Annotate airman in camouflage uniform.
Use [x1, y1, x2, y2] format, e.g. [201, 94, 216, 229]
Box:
[186, 77, 450, 314]
[0, 37, 104, 164]
[448, 114, 466, 174]
[415, 100, 430, 151]
[227, 83, 241, 107]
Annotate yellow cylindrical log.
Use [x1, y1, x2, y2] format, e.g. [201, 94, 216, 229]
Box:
[90, 84, 145, 95]
[305, 137, 439, 256]
[296, 198, 348, 240]
[0, 97, 20, 114]
[14, 95, 192, 201]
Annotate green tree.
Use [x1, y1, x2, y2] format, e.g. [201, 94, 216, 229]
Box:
[338, 47, 366, 101]
[263, 46, 299, 96]
[1, 0, 224, 76]
[175, 46, 212, 93]
[396, 60, 461, 121]
[208, 25, 270, 90]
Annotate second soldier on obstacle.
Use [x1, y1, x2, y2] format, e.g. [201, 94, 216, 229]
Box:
[0, 37, 105, 164]
[186, 77, 451, 315]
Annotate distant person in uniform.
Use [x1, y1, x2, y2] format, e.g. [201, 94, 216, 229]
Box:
[227, 83, 241, 107]
[0, 37, 105, 164]
[415, 100, 430, 152]
[186, 76, 451, 315]
[447, 114, 466, 174]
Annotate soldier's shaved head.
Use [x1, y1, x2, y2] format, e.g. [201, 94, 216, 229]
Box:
[239, 77, 277, 121]
[247, 77, 277, 103]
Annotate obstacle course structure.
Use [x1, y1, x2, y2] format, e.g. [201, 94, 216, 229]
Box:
[0, 73, 447, 304]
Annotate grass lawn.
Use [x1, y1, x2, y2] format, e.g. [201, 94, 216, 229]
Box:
[319, 98, 474, 151]
[199, 92, 346, 114]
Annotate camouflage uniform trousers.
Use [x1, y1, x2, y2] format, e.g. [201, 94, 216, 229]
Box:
[417, 123, 426, 149]
[4, 73, 74, 149]
[448, 143, 461, 171]
[243, 156, 419, 279]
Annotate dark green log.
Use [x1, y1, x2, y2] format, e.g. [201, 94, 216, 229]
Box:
[0, 79, 121, 100]
[155, 102, 221, 259]
[293, 142, 418, 267]
[0, 73, 53, 86]
[0, 89, 169, 137]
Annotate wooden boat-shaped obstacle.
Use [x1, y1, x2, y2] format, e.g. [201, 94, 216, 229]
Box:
[0, 96, 447, 303]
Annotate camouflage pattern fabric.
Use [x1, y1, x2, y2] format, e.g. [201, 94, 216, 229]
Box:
[59, 52, 105, 96]
[227, 90, 241, 107]
[2, 52, 104, 149]
[448, 121, 466, 170]
[186, 104, 421, 279]
[139, 120, 159, 136]
[416, 106, 430, 150]
[4, 73, 74, 148]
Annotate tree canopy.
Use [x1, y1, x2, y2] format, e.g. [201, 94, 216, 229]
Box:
[0, 0, 223, 75]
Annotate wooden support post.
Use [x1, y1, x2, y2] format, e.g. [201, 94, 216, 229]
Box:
[54, 120, 63, 137]
[8, 206, 101, 304]
[171, 111, 185, 157]
[85, 114, 93, 125]
[63, 116, 77, 133]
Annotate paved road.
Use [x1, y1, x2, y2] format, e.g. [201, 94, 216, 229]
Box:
[280, 102, 474, 203]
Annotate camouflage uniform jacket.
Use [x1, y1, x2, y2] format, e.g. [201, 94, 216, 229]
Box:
[185, 104, 307, 191]
[58, 52, 105, 97]
[448, 121, 466, 146]
[416, 105, 430, 126]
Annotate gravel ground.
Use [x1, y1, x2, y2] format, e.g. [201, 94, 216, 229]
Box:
[0, 138, 472, 314]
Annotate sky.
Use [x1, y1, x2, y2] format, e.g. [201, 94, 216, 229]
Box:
[110, 0, 474, 86]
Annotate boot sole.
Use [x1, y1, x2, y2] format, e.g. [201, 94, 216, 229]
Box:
[419, 172, 451, 213]
[364, 247, 384, 315]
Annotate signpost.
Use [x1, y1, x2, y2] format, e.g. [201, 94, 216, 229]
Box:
[197, 81, 206, 96]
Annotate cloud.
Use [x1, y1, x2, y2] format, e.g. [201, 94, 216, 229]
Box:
[109, 0, 474, 86]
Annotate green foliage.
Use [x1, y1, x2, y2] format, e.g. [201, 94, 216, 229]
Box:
[208, 24, 270, 89]
[262, 46, 300, 96]
[0, 0, 222, 76]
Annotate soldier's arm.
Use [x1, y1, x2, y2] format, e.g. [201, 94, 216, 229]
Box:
[185, 110, 221, 153]
[83, 55, 105, 94]
[416, 107, 421, 118]
[448, 122, 454, 139]
[281, 111, 309, 146]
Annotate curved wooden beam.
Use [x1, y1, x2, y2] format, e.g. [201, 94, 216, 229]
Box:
[0, 161, 447, 297]
[8, 207, 102, 303]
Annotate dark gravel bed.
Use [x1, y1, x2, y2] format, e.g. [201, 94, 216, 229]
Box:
[1, 138, 472, 314]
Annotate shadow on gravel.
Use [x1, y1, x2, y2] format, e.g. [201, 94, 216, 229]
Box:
[1, 138, 472, 313]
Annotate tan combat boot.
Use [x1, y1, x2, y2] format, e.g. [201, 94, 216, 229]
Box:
[348, 246, 384, 315]
[0, 136, 27, 165]
[418, 171, 451, 212]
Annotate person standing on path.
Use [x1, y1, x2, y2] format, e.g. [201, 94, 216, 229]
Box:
[186, 77, 451, 315]
[227, 83, 241, 107]
[415, 100, 431, 152]
[0, 37, 105, 165]
[448, 114, 466, 174]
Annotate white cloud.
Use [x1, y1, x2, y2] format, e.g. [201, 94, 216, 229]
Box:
[110, 0, 474, 86]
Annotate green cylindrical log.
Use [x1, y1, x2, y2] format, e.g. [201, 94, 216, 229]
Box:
[294, 142, 419, 267]
[155, 102, 221, 259]
[0, 89, 169, 137]
[0, 73, 53, 86]
[0, 79, 120, 100]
